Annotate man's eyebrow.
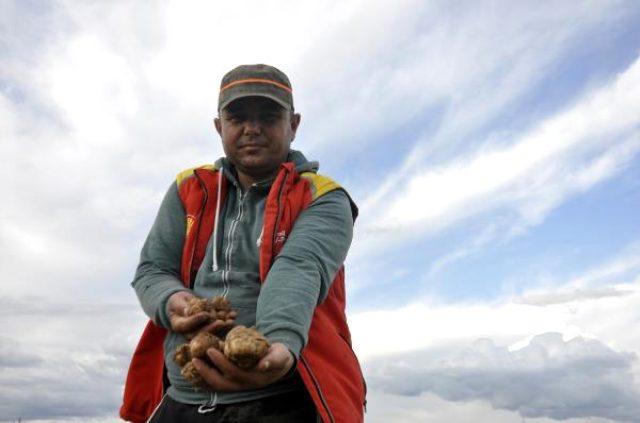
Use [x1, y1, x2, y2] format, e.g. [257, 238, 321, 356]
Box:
[261, 110, 282, 116]
[265, 106, 288, 114]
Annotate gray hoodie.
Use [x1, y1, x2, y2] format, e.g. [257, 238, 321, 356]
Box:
[131, 150, 354, 406]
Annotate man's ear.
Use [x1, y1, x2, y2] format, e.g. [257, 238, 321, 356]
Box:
[214, 116, 222, 136]
[290, 113, 301, 141]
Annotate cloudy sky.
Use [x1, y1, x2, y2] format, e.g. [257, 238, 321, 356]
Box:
[1, 0, 640, 422]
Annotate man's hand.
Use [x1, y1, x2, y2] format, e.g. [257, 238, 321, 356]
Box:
[167, 291, 237, 339]
[167, 291, 209, 334]
[192, 342, 295, 391]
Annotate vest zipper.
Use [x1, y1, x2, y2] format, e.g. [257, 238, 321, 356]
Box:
[301, 355, 335, 423]
[189, 172, 208, 288]
[270, 168, 288, 262]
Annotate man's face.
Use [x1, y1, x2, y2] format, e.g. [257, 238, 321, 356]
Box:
[214, 96, 301, 180]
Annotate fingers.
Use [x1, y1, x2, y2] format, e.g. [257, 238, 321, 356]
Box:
[194, 344, 293, 391]
[207, 347, 242, 378]
[257, 347, 286, 373]
[171, 312, 210, 334]
[193, 349, 255, 390]
[255, 343, 295, 376]
[205, 318, 236, 333]
[184, 318, 236, 340]
[192, 358, 240, 391]
[167, 291, 194, 314]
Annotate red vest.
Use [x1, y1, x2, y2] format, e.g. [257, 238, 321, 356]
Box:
[120, 162, 366, 422]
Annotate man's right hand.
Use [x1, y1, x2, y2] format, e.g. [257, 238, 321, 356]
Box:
[167, 291, 238, 339]
[167, 291, 210, 335]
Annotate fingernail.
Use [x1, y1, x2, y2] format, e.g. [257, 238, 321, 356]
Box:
[263, 361, 270, 371]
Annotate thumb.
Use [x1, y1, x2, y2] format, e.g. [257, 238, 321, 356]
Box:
[260, 360, 271, 372]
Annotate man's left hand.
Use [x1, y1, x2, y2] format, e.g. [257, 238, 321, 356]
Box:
[192, 342, 295, 391]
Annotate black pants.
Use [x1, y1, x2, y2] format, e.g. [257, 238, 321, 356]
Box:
[148, 388, 318, 423]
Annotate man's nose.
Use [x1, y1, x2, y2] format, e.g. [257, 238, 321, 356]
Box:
[243, 117, 262, 135]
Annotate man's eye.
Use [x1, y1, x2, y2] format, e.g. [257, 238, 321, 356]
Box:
[261, 115, 279, 123]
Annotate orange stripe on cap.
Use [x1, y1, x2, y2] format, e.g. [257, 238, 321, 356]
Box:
[220, 78, 292, 93]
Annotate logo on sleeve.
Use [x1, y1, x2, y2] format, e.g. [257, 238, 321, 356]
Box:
[274, 230, 287, 245]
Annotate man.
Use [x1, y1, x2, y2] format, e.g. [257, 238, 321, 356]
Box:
[120, 64, 366, 422]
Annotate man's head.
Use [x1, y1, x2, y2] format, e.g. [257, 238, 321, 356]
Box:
[214, 64, 301, 184]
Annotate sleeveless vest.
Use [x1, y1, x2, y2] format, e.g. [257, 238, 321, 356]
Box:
[120, 161, 366, 422]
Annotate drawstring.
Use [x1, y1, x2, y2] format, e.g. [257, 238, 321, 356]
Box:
[256, 225, 264, 248]
[197, 392, 218, 414]
[212, 168, 223, 271]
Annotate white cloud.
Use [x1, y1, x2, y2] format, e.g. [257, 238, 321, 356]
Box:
[516, 242, 640, 306]
[366, 333, 640, 422]
[1, 1, 639, 421]
[567, 244, 640, 288]
[297, 0, 626, 160]
[352, 254, 640, 360]
[353, 54, 640, 260]
[516, 286, 634, 306]
[350, 247, 640, 421]
[426, 224, 499, 276]
[1, 0, 635, 299]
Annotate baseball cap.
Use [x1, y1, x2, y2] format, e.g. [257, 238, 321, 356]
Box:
[218, 64, 294, 111]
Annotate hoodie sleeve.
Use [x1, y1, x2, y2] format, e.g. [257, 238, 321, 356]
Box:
[255, 188, 354, 357]
[131, 182, 189, 328]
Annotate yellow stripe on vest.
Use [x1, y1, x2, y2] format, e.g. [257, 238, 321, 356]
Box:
[300, 172, 341, 201]
[175, 164, 218, 187]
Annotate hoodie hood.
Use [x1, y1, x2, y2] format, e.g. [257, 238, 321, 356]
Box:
[287, 149, 320, 174]
[214, 149, 319, 187]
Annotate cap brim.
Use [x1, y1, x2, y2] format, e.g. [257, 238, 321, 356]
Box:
[218, 92, 292, 111]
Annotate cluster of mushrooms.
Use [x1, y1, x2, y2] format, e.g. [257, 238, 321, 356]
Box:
[173, 296, 270, 388]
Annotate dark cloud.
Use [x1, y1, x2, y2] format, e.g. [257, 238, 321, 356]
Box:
[0, 297, 145, 421]
[0, 337, 43, 367]
[366, 333, 640, 422]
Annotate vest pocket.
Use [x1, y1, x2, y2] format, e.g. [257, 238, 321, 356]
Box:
[337, 332, 368, 410]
